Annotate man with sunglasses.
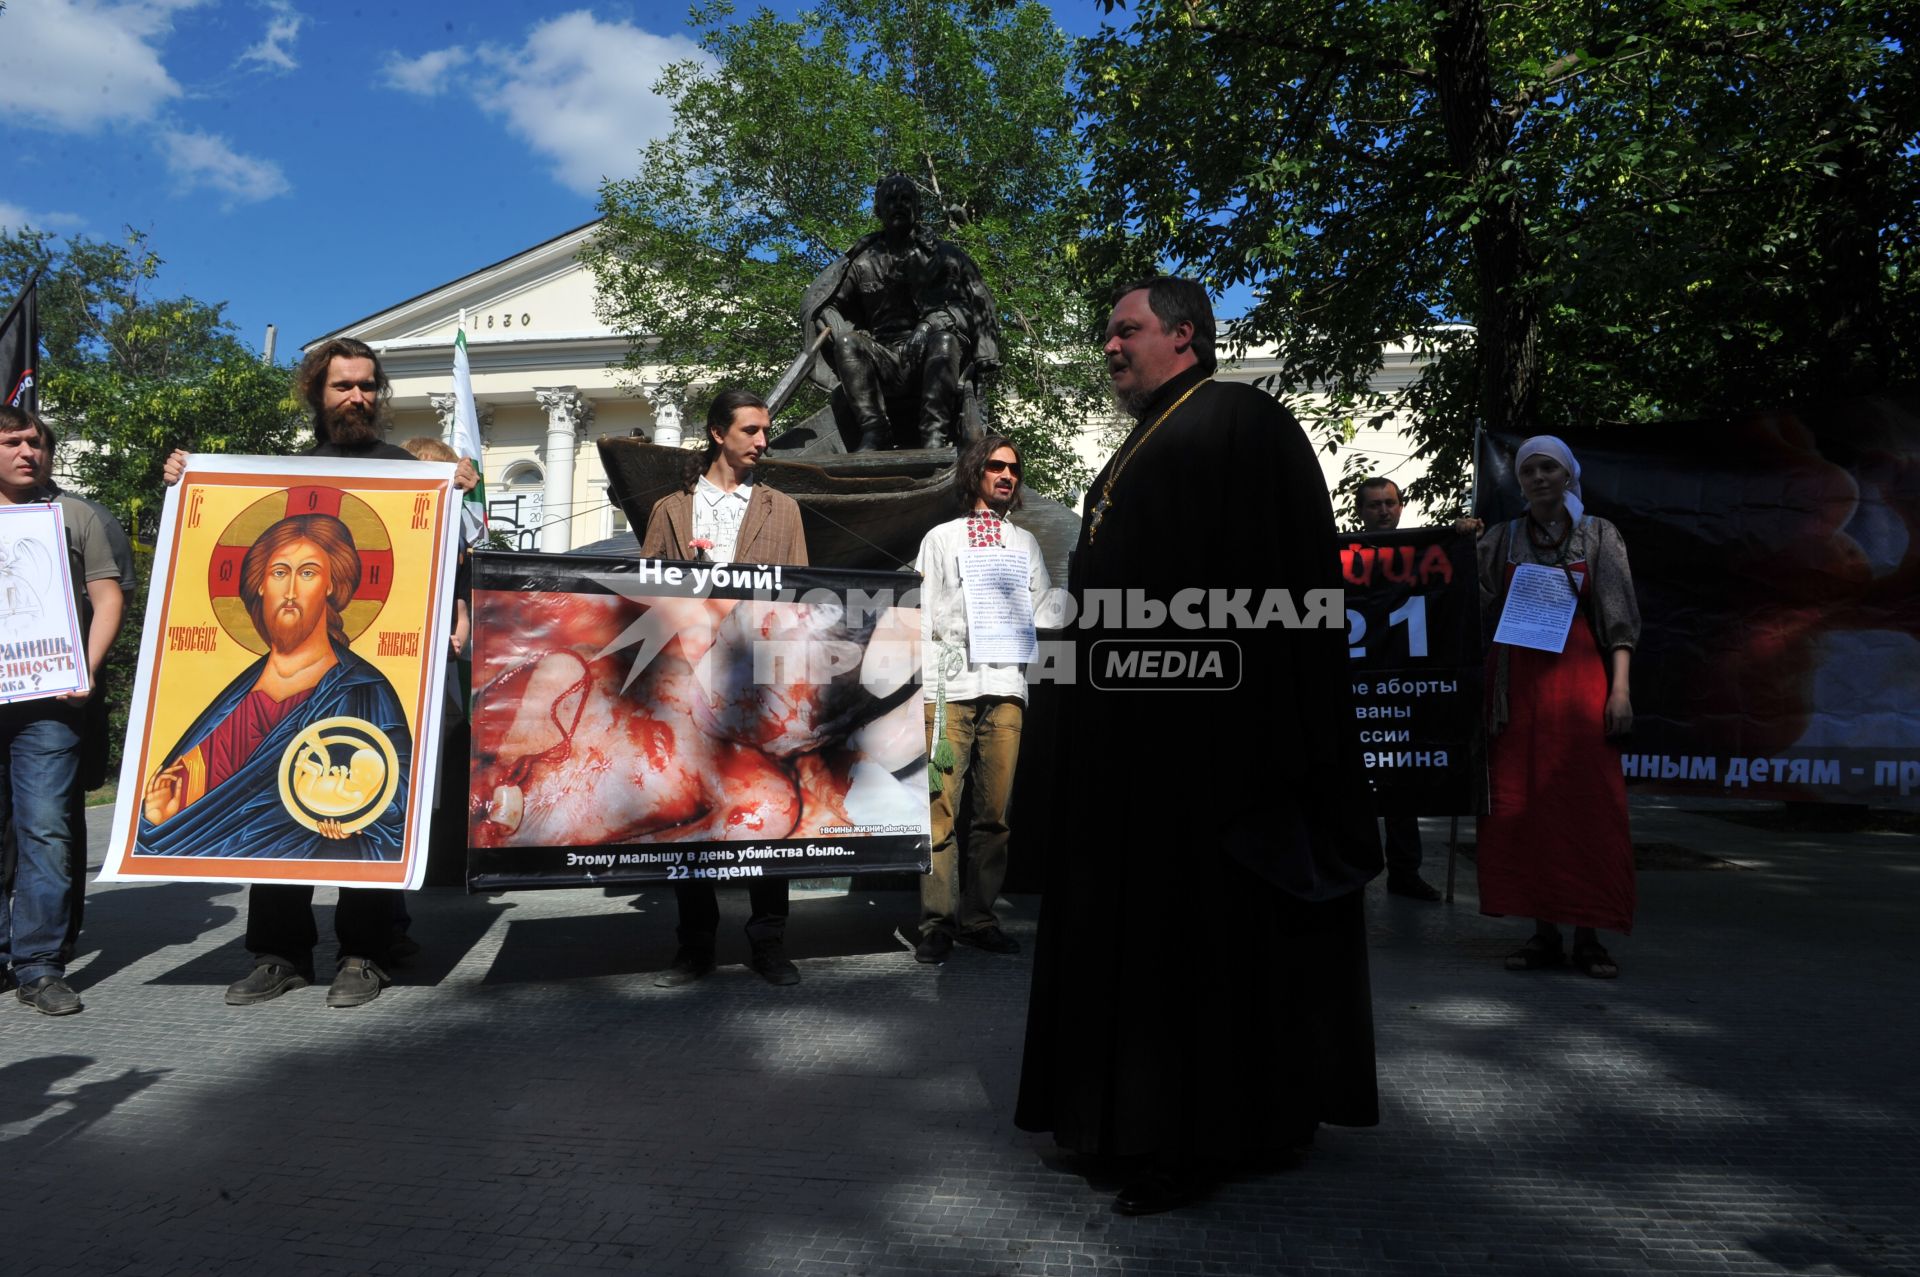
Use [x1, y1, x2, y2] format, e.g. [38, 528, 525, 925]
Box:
[910, 434, 1053, 961]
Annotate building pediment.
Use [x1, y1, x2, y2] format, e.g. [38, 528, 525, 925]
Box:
[305, 219, 612, 350]
[305, 218, 657, 407]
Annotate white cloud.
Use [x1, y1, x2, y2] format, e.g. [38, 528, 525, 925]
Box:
[159, 128, 290, 204]
[385, 12, 704, 195]
[0, 203, 84, 235]
[0, 0, 208, 131]
[238, 1, 305, 73]
[381, 46, 473, 97]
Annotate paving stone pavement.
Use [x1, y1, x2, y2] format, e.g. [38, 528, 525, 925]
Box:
[2, 796, 1914, 1276]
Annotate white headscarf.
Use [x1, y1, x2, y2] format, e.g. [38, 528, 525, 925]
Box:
[1514, 434, 1584, 524]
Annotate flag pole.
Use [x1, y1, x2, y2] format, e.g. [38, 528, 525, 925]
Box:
[0, 265, 45, 337]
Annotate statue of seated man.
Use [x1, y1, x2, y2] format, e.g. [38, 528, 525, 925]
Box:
[801, 174, 1000, 451]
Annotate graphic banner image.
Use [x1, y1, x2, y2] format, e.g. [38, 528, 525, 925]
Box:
[466, 553, 930, 891]
[0, 503, 89, 704]
[101, 456, 461, 888]
[1478, 392, 1920, 807]
[1340, 526, 1483, 814]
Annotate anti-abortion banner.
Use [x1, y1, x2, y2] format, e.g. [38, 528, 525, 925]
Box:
[1479, 390, 1920, 806]
[1340, 527, 1482, 813]
[0, 503, 89, 704]
[102, 456, 462, 888]
[467, 553, 930, 891]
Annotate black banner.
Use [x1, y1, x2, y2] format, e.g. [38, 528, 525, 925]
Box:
[466, 552, 931, 890]
[1478, 393, 1920, 807]
[1339, 527, 1483, 814]
[2, 277, 38, 413]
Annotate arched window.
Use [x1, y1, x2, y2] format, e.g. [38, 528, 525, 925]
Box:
[490, 462, 546, 550]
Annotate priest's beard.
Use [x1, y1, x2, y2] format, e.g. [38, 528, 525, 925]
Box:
[1114, 387, 1152, 419]
[321, 401, 382, 448]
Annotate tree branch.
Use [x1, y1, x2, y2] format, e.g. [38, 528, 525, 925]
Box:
[1180, 18, 1435, 86]
[1502, 28, 1771, 121]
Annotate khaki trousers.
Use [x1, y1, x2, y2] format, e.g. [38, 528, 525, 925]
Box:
[922, 696, 1023, 936]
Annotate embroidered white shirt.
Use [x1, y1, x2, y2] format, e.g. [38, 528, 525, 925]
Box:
[913, 509, 1062, 704]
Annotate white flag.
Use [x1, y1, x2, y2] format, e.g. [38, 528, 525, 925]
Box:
[451, 327, 487, 544]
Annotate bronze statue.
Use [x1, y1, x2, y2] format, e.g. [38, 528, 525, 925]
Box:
[796, 174, 1000, 451]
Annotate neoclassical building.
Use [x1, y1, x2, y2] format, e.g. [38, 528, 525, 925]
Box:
[310, 221, 1441, 549]
[306, 221, 672, 554]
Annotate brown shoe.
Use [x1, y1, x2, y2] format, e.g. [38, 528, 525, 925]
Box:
[956, 925, 1020, 955]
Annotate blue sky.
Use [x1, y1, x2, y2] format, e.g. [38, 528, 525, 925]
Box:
[0, 1, 1122, 358]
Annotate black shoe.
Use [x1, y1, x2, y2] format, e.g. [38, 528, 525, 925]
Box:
[654, 946, 716, 988]
[16, 975, 82, 1016]
[225, 961, 310, 1006]
[1386, 873, 1442, 901]
[914, 930, 954, 964]
[1113, 1168, 1204, 1216]
[750, 939, 801, 986]
[325, 957, 390, 1008]
[388, 932, 423, 967]
[957, 925, 1020, 954]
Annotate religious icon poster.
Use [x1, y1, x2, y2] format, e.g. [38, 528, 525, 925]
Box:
[101, 456, 461, 889]
[0, 502, 89, 704]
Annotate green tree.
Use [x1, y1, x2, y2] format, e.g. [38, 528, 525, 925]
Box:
[583, 0, 1103, 499]
[2, 226, 303, 756]
[2, 227, 302, 539]
[1077, 0, 1917, 507]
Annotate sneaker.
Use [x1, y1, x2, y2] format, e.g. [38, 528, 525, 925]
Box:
[16, 975, 83, 1016]
[914, 930, 955, 964]
[325, 957, 391, 1008]
[957, 925, 1021, 954]
[750, 939, 801, 986]
[1386, 873, 1442, 901]
[225, 961, 310, 1006]
[654, 946, 716, 988]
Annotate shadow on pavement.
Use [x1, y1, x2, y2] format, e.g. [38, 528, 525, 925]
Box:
[68, 881, 243, 990]
[15, 803, 1919, 1276]
[483, 887, 914, 985]
[0, 1055, 169, 1153]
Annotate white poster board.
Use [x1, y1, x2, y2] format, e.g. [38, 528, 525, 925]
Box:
[0, 502, 89, 704]
[959, 545, 1038, 664]
[1492, 563, 1585, 654]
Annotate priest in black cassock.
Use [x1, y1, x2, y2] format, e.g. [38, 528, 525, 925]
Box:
[1015, 277, 1382, 1215]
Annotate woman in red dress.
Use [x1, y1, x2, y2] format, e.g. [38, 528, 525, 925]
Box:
[1477, 436, 1640, 977]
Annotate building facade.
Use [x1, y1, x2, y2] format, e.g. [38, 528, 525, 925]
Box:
[311, 221, 1442, 546]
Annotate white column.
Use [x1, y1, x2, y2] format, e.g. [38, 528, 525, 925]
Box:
[644, 383, 685, 447]
[428, 394, 494, 446]
[428, 392, 456, 441]
[533, 387, 591, 552]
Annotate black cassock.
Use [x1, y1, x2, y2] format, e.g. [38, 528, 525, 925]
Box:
[1015, 363, 1383, 1163]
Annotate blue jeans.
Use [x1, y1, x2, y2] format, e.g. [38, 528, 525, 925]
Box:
[0, 704, 83, 984]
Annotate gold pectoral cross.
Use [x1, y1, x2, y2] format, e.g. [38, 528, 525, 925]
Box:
[1088, 497, 1109, 540]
